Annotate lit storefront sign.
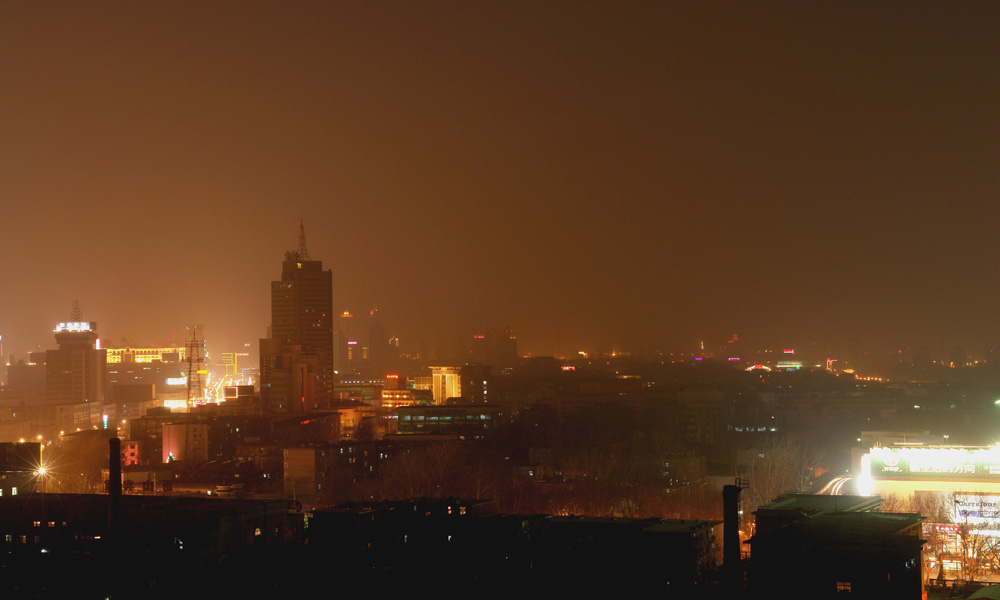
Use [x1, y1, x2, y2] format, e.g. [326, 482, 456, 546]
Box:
[869, 447, 1000, 480]
[954, 493, 1000, 525]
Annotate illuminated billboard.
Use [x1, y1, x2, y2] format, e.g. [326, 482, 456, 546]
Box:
[869, 447, 1000, 480]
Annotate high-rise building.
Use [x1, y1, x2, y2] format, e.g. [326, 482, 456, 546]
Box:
[470, 327, 518, 366]
[260, 226, 333, 412]
[46, 319, 108, 430]
[367, 306, 388, 373]
[334, 310, 355, 374]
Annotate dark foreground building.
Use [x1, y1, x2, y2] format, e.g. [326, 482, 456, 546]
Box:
[0, 493, 300, 598]
[749, 494, 924, 599]
[309, 498, 723, 596]
[1, 493, 722, 598]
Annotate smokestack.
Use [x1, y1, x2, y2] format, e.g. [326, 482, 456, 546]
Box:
[723, 482, 744, 594]
[107, 436, 123, 600]
[108, 437, 122, 539]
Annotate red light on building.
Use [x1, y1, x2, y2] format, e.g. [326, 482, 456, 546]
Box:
[123, 442, 140, 466]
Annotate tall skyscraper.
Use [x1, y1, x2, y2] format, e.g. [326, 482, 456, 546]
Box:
[260, 225, 333, 412]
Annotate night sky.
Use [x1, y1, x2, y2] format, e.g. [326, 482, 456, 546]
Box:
[2, 2, 999, 361]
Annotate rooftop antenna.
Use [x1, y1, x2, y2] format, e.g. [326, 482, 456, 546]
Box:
[297, 220, 311, 260]
[70, 299, 83, 321]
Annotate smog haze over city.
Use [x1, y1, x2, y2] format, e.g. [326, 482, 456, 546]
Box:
[3, 2, 999, 361]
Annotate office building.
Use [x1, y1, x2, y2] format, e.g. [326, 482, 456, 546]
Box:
[45, 320, 107, 431]
[429, 366, 461, 405]
[260, 227, 333, 412]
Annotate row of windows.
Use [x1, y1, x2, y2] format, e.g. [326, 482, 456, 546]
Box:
[399, 414, 493, 422]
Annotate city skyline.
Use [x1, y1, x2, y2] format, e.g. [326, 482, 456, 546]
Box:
[3, 3, 1000, 360]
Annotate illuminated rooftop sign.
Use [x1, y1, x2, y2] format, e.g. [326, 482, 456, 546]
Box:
[55, 322, 95, 333]
[869, 446, 1000, 480]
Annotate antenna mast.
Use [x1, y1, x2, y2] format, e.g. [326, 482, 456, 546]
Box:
[70, 299, 83, 321]
[297, 220, 311, 260]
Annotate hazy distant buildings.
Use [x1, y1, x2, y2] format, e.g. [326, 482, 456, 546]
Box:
[333, 311, 354, 374]
[470, 327, 518, 366]
[367, 307, 388, 374]
[260, 230, 334, 413]
[5, 352, 47, 402]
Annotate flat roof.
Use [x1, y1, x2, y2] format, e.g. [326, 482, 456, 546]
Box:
[759, 494, 883, 514]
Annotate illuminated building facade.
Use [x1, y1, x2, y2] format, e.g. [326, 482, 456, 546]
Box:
[395, 405, 503, 435]
[856, 445, 1000, 502]
[379, 388, 428, 409]
[855, 445, 1000, 580]
[105, 346, 186, 364]
[260, 233, 333, 413]
[429, 366, 461, 405]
